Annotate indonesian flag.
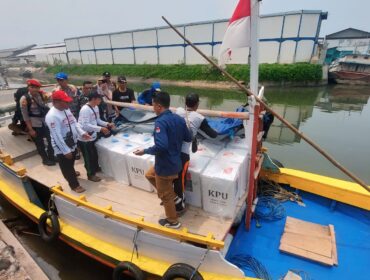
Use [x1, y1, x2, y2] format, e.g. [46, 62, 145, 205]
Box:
[218, 0, 251, 66]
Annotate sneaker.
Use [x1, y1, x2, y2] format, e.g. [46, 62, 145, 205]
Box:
[88, 175, 101, 182]
[158, 219, 181, 229]
[73, 186, 85, 193]
[42, 159, 56, 166]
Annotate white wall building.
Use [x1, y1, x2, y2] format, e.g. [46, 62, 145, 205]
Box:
[326, 28, 370, 54]
[65, 10, 327, 65]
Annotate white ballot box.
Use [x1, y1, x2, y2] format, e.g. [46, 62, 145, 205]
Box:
[193, 140, 222, 158]
[96, 137, 139, 185]
[185, 155, 210, 208]
[120, 131, 154, 146]
[125, 151, 155, 192]
[227, 136, 249, 150]
[215, 148, 249, 199]
[201, 160, 240, 218]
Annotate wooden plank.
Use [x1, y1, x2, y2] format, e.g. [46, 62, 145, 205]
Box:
[285, 217, 330, 237]
[329, 224, 338, 266]
[0, 127, 36, 159]
[280, 243, 334, 266]
[280, 232, 332, 258]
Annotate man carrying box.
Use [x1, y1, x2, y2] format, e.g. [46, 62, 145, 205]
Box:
[134, 92, 192, 229]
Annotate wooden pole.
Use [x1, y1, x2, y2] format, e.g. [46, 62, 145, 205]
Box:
[105, 100, 249, 120]
[162, 16, 370, 192]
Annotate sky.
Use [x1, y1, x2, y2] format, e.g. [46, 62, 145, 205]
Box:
[0, 0, 369, 49]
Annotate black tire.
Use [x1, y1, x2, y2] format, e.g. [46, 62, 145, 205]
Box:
[271, 158, 284, 168]
[37, 211, 60, 243]
[112, 261, 145, 280]
[162, 263, 203, 280]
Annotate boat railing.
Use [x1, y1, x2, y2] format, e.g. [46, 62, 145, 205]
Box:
[51, 185, 225, 249]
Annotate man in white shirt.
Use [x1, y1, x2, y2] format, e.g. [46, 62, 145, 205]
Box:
[45, 90, 91, 193]
[175, 93, 217, 213]
[78, 92, 114, 182]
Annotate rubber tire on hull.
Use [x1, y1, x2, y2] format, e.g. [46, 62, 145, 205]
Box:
[38, 211, 60, 242]
[162, 263, 204, 280]
[272, 158, 284, 168]
[112, 261, 145, 280]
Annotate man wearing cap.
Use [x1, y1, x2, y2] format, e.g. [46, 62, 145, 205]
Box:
[78, 92, 114, 182]
[102, 71, 116, 92]
[95, 77, 115, 121]
[20, 79, 55, 166]
[45, 90, 91, 193]
[112, 76, 136, 115]
[137, 81, 161, 105]
[54, 72, 81, 118]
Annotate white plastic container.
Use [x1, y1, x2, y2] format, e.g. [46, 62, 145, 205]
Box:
[120, 131, 154, 146]
[201, 160, 240, 218]
[193, 140, 222, 158]
[185, 155, 210, 208]
[96, 137, 139, 184]
[215, 148, 249, 199]
[125, 151, 155, 192]
[227, 136, 249, 150]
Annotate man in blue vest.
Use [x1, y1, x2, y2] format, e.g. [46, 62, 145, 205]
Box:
[134, 91, 191, 229]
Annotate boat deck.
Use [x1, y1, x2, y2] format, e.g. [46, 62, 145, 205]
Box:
[0, 127, 240, 241]
[226, 190, 370, 279]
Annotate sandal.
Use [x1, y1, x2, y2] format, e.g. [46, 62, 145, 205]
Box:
[73, 186, 85, 193]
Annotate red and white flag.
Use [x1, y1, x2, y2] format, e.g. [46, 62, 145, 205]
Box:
[218, 0, 251, 66]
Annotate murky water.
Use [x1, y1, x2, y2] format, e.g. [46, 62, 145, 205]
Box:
[0, 82, 369, 279]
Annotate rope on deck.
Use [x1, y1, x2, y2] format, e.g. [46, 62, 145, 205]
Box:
[229, 254, 272, 280]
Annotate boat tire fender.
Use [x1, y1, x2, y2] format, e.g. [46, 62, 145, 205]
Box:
[38, 211, 60, 243]
[113, 261, 145, 280]
[162, 263, 204, 280]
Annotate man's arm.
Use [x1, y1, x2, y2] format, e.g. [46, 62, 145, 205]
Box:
[144, 122, 168, 155]
[199, 119, 218, 138]
[129, 89, 136, 103]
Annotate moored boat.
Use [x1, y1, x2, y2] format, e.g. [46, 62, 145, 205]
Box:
[329, 54, 370, 85]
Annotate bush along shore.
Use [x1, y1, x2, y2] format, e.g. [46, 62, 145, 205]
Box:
[46, 63, 323, 84]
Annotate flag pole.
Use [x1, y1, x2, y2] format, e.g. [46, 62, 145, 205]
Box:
[249, 0, 260, 97]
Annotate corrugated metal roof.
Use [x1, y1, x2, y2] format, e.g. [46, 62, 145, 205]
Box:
[326, 28, 370, 39]
[16, 43, 66, 57]
[0, 44, 36, 58]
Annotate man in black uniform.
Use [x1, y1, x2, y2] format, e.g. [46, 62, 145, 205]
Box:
[112, 76, 136, 116]
[20, 79, 55, 166]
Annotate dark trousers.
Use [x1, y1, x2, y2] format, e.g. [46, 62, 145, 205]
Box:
[173, 152, 190, 201]
[32, 125, 54, 161]
[78, 140, 99, 177]
[57, 150, 79, 190]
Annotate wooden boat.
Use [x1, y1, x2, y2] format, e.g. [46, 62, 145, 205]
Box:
[1, 2, 369, 280]
[329, 54, 370, 85]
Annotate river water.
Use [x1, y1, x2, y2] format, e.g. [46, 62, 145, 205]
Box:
[0, 83, 369, 279]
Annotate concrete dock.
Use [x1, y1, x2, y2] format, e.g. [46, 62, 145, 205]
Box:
[0, 220, 48, 280]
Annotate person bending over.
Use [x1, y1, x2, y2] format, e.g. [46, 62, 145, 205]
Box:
[174, 93, 218, 213]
